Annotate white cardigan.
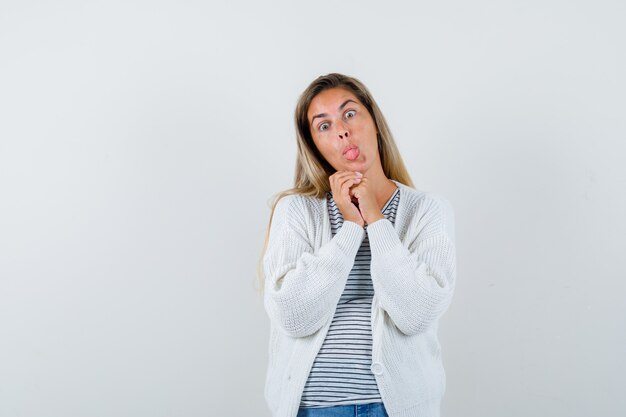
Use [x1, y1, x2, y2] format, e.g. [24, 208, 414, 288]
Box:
[263, 180, 457, 417]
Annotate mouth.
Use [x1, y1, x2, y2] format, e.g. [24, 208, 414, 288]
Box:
[343, 145, 360, 161]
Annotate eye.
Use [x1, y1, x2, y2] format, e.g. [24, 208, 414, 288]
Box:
[345, 110, 356, 119]
[319, 122, 330, 132]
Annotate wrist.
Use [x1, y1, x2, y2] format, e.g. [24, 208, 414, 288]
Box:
[344, 217, 365, 228]
[365, 213, 385, 225]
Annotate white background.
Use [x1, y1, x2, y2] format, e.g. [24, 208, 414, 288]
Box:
[1, 1, 625, 416]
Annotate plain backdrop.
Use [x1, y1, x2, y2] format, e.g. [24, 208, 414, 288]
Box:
[1, 1, 625, 416]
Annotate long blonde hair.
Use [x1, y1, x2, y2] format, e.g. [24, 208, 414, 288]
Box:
[255, 73, 414, 293]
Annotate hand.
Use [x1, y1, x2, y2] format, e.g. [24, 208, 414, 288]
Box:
[349, 177, 385, 225]
[329, 171, 365, 228]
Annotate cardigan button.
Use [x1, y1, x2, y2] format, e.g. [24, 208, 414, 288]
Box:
[370, 362, 384, 375]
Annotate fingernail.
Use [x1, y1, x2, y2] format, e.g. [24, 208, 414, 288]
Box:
[355, 172, 363, 177]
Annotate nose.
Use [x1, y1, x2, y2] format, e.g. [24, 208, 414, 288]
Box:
[336, 121, 350, 139]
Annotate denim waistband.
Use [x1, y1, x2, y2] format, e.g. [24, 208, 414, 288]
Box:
[297, 402, 388, 417]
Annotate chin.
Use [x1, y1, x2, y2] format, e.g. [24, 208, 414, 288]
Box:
[350, 161, 369, 171]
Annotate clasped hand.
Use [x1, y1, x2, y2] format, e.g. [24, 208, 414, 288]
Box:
[329, 171, 385, 228]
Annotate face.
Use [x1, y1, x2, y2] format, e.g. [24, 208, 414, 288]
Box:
[307, 87, 380, 174]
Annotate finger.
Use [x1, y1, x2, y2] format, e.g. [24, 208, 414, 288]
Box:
[334, 172, 362, 188]
[340, 178, 361, 198]
[330, 171, 361, 185]
[330, 170, 362, 179]
[330, 171, 362, 193]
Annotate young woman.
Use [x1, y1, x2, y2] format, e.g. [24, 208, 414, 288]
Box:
[258, 73, 457, 417]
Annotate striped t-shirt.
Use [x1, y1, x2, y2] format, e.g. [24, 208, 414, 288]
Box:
[300, 186, 400, 408]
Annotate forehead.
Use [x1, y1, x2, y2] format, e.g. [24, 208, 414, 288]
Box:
[307, 87, 361, 120]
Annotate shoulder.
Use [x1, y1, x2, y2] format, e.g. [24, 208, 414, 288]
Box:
[272, 193, 324, 222]
[394, 181, 453, 215]
[422, 192, 454, 218]
[394, 181, 455, 237]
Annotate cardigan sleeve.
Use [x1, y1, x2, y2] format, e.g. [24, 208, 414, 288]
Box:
[366, 193, 457, 336]
[263, 195, 365, 338]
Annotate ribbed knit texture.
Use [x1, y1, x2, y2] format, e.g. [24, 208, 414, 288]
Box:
[300, 187, 400, 407]
[263, 180, 456, 417]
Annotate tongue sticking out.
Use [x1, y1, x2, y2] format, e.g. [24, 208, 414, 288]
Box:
[345, 147, 360, 161]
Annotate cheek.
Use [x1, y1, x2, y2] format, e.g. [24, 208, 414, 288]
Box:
[324, 143, 342, 159]
[354, 116, 375, 134]
[313, 137, 336, 158]
[355, 121, 377, 144]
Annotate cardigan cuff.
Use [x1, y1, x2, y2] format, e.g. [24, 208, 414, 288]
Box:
[366, 218, 402, 256]
[331, 220, 366, 258]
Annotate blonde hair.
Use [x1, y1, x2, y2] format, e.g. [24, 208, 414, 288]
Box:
[255, 73, 415, 293]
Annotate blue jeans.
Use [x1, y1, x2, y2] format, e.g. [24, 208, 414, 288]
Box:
[296, 402, 389, 417]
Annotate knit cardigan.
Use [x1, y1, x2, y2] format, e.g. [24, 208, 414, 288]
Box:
[263, 180, 457, 417]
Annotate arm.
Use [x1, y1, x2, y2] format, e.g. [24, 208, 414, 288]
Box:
[263, 195, 365, 338]
[367, 194, 457, 336]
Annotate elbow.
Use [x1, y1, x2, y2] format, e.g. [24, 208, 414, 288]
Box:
[394, 314, 433, 336]
[274, 315, 324, 338]
[280, 323, 318, 338]
[391, 292, 455, 337]
[264, 296, 326, 338]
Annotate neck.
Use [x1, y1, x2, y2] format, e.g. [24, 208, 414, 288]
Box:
[362, 162, 397, 208]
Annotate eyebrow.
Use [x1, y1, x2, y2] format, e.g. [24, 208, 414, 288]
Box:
[310, 99, 358, 125]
